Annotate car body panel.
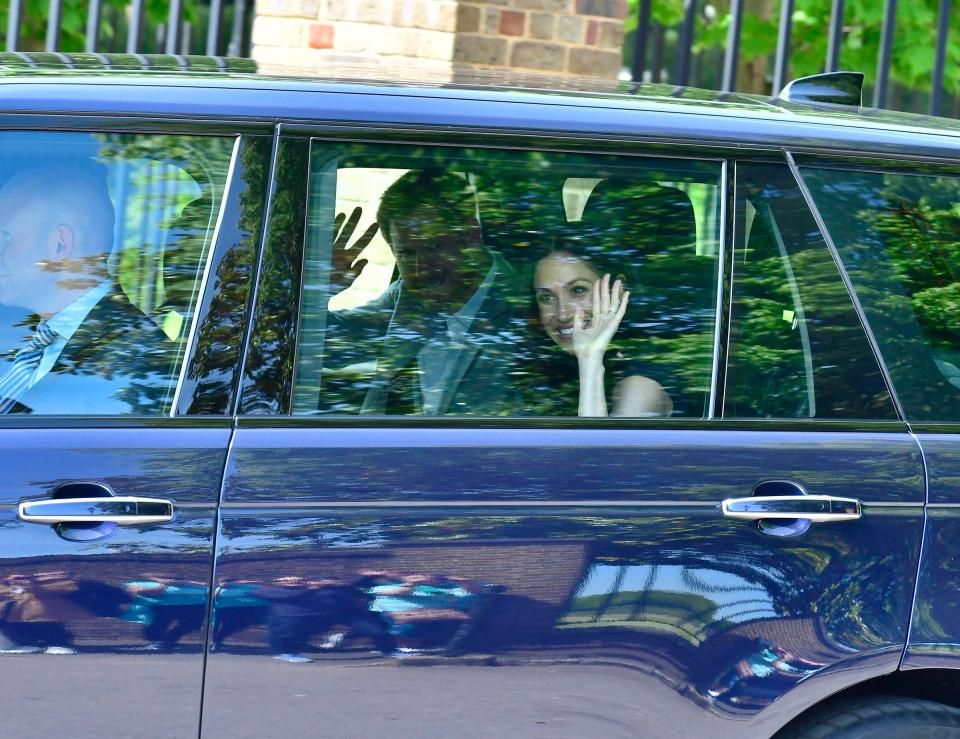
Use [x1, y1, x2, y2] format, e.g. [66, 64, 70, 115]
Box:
[0, 77, 955, 162]
[903, 433, 960, 671]
[0, 67, 956, 737]
[0, 425, 228, 739]
[201, 425, 924, 737]
[0, 124, 270, 737]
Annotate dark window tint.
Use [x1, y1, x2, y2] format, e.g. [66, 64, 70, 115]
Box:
[238, 138, 309, 416]
[0, 132, 234, 415]
[273, 143, 722, 419]
[178, 136, 271, 416]
[800, 164, 960, 422]
[724, 163, 895, 420]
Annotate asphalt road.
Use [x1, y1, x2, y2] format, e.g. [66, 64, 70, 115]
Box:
[0, 653, 738, 738]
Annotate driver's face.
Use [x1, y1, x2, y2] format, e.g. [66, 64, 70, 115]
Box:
[0, 188, 53, 311]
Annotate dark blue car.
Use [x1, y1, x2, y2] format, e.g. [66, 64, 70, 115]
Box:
[2, 54, 960, 738]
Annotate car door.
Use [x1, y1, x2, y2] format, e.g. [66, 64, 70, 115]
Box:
[201, 132, 925, 738]
[0, 129, 270, 738]
[793, 158, 960, 674]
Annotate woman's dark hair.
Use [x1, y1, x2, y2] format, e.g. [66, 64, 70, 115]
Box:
[541, 237, 634, 292]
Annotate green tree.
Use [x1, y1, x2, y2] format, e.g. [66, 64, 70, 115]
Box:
[627, 0, 960, 104]
[0, 0, 200, 53]
[799, 164, 960, 421]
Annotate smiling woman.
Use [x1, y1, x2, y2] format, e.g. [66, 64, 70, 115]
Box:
[533, 249, 673, 417]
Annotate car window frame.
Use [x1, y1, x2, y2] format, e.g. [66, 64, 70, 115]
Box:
[0, 116, 274, 424]
[237, 123, 911, 434]
[241, 128, 730, 424]
[720, 157, 900, 421]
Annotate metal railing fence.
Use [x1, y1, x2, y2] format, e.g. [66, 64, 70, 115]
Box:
[2, 0, 956, 118]
[630, 0, 957, 118]
[4, 0, 250, 58]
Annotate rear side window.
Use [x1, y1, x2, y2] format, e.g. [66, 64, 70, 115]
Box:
[282, 143, 722, 419]
[724, 162, 895, 420]
[0, 132, 234, 415]
[800, 163, 960, 422]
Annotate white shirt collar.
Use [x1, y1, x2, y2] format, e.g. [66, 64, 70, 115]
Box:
[45, 280, 112, 342]
[32, 280, 113, 386]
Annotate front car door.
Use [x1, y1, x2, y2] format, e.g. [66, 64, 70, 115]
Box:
[0, 128, 269, 737]
[201, 128, 924, 738]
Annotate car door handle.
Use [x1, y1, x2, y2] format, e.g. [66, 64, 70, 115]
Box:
[721, 495, 861, 523]
[18, 497, 174, 525]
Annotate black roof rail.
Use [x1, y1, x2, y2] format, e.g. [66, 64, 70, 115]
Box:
[0, 52, 256, 74]
[777, 71, 864, 108]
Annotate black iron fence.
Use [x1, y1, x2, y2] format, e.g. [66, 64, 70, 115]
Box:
[630, 0, 956, 118]
[4, 0, 250, 57]
[1, 0, 955, 119]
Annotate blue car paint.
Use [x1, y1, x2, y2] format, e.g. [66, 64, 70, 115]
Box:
[0, 70, 955, 738]
[904, 434, 960, 671]
[200, 425, 924, 737]
[0, 427, 228, 738]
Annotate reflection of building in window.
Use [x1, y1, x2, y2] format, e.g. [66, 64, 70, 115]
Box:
[675, 182, 721, 257]
[559, 563, 777, 645]
[562, 177, 603, 221]
[327, 168, 405, 311]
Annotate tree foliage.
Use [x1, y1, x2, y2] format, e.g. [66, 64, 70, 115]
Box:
[0, 0, 199, 53]
[628, 0, 960, 101]
[801, 164, 960, 421]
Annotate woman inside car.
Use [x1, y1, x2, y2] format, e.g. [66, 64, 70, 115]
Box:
[530, 243, 674, 418]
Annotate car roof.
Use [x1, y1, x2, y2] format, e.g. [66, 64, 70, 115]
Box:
[0, 56, 956, 162]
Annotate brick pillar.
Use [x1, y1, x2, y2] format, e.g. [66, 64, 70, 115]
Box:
[252, 0, 627, 79]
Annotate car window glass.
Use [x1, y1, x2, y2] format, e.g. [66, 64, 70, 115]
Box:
[0, 132, 234, 415]
[724, 162, 896, 420]
[286, 143, 722, 418]
[800, 164, 960, 422]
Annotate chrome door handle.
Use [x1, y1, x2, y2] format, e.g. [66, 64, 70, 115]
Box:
[721, 495, 861, 523]
[18, 497, 174, 525]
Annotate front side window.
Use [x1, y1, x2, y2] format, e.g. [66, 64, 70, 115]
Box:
[287, 143, 722, 418]
[0, 132, 234, 415]
[800, 162, 960, 422]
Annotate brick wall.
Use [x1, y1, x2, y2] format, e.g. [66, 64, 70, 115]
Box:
[252, 0, 627, 79]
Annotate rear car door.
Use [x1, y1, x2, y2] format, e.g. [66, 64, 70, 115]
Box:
[0, 129, 269, 737]
[795, 159, 960, 673]
[202, 131, 924, 738]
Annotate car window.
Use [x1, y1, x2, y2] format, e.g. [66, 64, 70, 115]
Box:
[799, 163, 960, 422]
[0, 132, 234, 415]
[283, 142, 722, 418]
[724, 162, 896, 419]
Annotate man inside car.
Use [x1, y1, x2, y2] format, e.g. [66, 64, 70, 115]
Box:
[0, 164, 173, 414]
[334, 169, 520, 416]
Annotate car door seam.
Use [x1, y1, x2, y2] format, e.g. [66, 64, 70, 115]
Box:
[899, 431, 930, 671]
[196, 422, 237, 739]
[231, 122, 282, 417]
